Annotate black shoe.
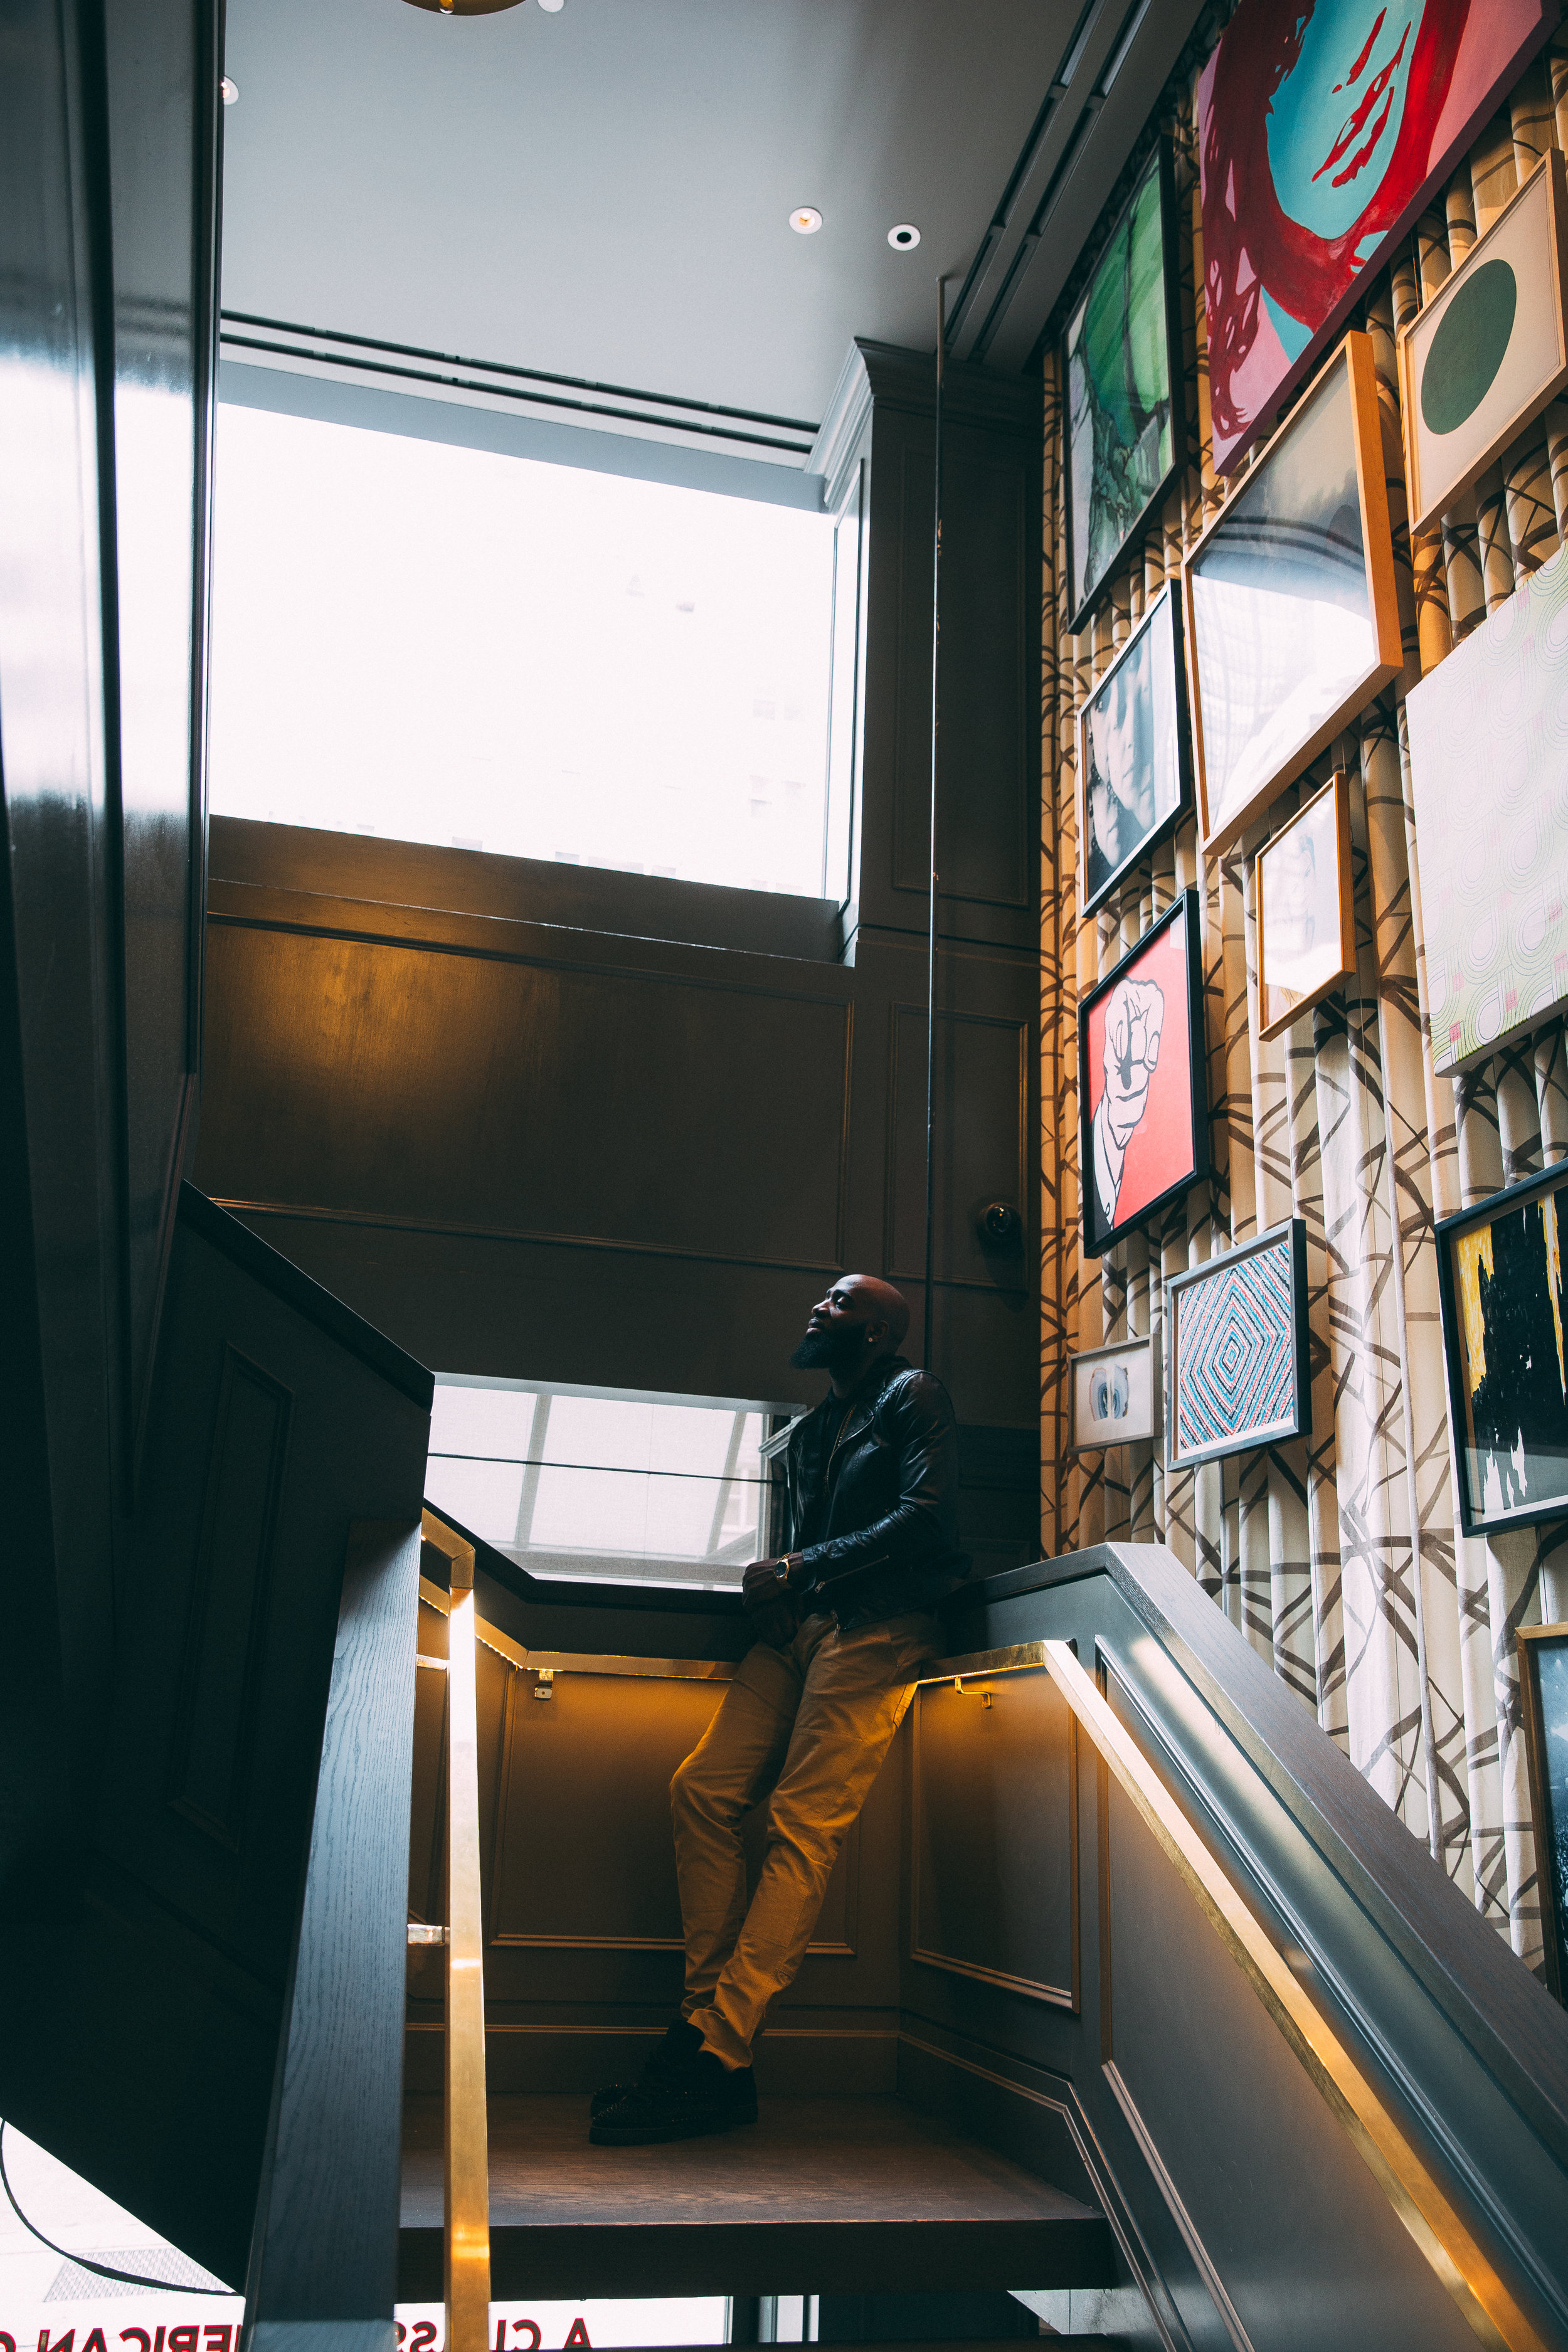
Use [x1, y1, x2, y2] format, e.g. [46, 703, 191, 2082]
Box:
[589, 2016, 702, 2121]
[589, 2049, 756, 2145]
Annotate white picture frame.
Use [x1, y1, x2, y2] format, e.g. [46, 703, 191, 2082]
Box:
[1068, 1335, 1161, 1453]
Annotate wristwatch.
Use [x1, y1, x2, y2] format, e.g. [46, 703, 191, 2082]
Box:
[778, 1552, 807, 1590]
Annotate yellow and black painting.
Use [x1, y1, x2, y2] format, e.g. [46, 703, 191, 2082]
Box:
[1449, 1174, 1568, 1530]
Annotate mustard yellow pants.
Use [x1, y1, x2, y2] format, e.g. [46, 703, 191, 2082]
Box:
[670, 1608, 941, 2071]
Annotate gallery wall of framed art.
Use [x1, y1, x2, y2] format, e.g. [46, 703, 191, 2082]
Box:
[1078, 890, 1207, 1259]
[1077, 583, 1190, 919]
[1063, 140, 1184, 637]
[1197, 0, 1554, 475]
[1039, 12, 1568, 1985]
[1254, 771, 1357, 1043]
[1399, 148, 1568, 537]
[1183, 331, 1403, 854]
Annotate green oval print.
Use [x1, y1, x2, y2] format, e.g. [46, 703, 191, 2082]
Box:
[1422, 259, 1517, 435]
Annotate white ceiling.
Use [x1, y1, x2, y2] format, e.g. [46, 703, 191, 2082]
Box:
[218, 0, 1203, 432]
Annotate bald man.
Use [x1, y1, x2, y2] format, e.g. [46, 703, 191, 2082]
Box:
[590, 1274, 965, 2144]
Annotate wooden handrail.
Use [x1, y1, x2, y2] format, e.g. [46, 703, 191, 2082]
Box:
[421, 1509, 491, 2352]
[1040, 1640, 1548, 2352]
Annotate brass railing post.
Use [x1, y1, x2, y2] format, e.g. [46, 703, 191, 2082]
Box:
[421, 1509, 490, 2352]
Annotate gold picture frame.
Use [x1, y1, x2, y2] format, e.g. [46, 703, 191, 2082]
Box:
[1399, 149, 1568, 539]
[1182, 331, 1403, 856]
[1254, 771, 1357, 1042]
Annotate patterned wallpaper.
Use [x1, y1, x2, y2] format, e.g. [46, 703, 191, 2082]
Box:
[1039, 18, 1568, 1979]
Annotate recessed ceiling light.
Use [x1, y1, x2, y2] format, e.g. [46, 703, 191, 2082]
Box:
[220, 75, 238, 102]
[888, 223, 921, 250]
[538, 0, 564, 11]
[790, 207, 823, 235]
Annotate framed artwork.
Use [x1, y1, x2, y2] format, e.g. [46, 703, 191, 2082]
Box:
[1064, 141, 1184, 633]
[1436, 1163, 1568, 1537]
[1401, 151, 1568, 536]
[1166, 1219, 1310, 1471]
[1078, 890, 1208, 1259]
[1517, 1622, 1568, 2005]
[1254, 771, 1357, 1041]
[1078, 585, 1191, 918]
[1184, 332, 1402, 854]
[1068, 1335, 1161, 1452]
[1406, 535, 1568, 1074]
[1198, 0, 1554, 475]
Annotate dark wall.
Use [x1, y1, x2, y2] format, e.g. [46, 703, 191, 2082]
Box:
[197, 342, 1042, 1568]
[0, 0, 220, 1873]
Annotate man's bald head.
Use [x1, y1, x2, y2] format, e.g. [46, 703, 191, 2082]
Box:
[790, 1273, 911, 1385]
[837, 1275, 909, 1348]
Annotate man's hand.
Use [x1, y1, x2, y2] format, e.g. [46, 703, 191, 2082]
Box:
[1102, 976, 1165, 1149]
[743, 1558, 799, 1650]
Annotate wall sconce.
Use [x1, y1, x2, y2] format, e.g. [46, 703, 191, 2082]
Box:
[975, 1200, 1023, 1249]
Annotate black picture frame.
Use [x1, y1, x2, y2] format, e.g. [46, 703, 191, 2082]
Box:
[1434, 1162, 1568, 1537]
[1077, 582, 1192, 919]
[1062, 138, 1185, 638]
[1165, 1217, 1311, 1471]
[1078, 888, 1209, 1259]
[1518, 1622, 1568, 2005]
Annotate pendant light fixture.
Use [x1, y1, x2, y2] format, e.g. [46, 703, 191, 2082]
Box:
[401, 0, 531, 15]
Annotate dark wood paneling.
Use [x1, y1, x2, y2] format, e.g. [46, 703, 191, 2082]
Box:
[847, 346, 1041, 955]
[911, 1669, 1076, 2007]
[893, 445, 1033, 914]
[1097, 1670, 1478, 2352]
[199, 911, 852, 1272]
[485, 1666, 856, 1955]
[887, 1007, 1028, 1288]
[169, 1343, 293, 1850]
[0, 1192, 431, 2289]
[0, 0, 218, 1944]
[246, 1521, 423, 2334]
[106, 0, 221, 1458]
[210, 817, 844, 963]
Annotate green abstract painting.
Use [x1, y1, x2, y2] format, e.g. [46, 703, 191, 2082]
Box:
[1066, 146, 1179, 628]
[1406, 535, 1568, 1073]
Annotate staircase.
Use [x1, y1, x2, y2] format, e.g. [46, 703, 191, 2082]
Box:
[396, 1518, 1568, 2352]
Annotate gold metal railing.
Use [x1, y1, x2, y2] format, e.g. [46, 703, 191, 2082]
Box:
[1037, 1639, 1549, 2352]
[420, 1509, 491, 2352]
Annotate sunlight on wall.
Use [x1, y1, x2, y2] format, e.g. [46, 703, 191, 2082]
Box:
[208, 406, 834, 898]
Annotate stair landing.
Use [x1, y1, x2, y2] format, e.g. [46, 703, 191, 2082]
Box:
[398, 2094, 1115, 2296]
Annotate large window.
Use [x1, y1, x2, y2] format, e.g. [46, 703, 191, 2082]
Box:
[425, 1377, 783, 1588]
[208, 405, 835, 897]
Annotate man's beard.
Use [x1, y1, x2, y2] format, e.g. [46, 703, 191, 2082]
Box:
[790, 1323, 872, 1373]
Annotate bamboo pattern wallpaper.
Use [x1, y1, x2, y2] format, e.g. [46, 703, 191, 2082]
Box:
[1039, 8, 1568, 1981]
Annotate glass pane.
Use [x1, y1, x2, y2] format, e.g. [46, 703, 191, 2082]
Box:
[429, 1382, 536, 1460]
[425, 1455, 525, 1545]
[426, 1379, 771, 1585]
[527, 1462, 760, 1562]
[209, 406, 834, 897]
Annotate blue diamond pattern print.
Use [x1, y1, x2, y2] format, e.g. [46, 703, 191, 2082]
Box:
[1175, 1237, 1295, 1456]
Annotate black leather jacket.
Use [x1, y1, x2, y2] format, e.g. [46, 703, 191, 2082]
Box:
[781, 1356, 968, 1631]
